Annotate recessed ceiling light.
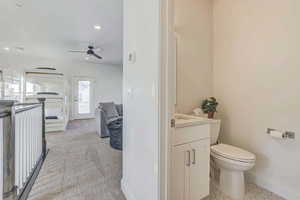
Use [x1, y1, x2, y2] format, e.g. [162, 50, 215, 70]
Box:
[3, 47, 10, 51]
[85, 57, 90, 60]
[94, 25, 101, 30]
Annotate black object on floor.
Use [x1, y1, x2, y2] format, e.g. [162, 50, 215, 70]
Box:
[108, 120, 123, 150]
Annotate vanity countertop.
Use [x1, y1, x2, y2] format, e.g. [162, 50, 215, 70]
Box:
[174, 113, 211, 128]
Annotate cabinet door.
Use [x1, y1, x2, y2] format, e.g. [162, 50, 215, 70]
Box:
[171, 144, 191, 200]
[189, 139, 210, 200]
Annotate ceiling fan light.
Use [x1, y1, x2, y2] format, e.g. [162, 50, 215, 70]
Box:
[94, 25, 101, 30]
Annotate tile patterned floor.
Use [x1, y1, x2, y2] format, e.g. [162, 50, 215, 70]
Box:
[204, 181, 286, 200]
[28, 119, 286, 200]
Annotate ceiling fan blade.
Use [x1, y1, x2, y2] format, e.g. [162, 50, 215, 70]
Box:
[69, 50, 86, 53]
[92, 52, 103, 59]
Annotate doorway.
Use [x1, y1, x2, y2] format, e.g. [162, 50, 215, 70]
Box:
[72, 76, 95, 119]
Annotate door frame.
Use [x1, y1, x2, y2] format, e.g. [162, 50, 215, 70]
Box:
[159, 0, 176, 199]
[121, 0, 174, 199]
[71, 76, 96, 120]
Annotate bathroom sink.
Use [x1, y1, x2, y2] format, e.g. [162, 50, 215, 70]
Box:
[173, 113, 210, 145]
[174, 113, 210, 128]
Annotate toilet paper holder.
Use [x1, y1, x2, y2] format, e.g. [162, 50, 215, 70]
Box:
[267, 128, 295, 139]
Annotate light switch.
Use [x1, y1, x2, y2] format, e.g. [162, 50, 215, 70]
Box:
[127, 88, 133, 98]
[128, 51, 136, 64]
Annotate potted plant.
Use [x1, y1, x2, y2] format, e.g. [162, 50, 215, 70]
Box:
[201, 97, 219, 119]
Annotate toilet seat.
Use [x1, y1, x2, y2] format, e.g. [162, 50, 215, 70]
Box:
[211, 144, 255, 163]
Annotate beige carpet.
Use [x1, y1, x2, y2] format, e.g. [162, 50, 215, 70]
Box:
[28, 119, 126, 200]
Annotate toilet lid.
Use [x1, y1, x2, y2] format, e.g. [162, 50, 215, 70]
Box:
[211, 144, 256, 162]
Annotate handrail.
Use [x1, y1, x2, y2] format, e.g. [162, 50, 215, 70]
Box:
[0, 98, 47, 200]
[14, 103, 40, 106]
[15, 105, 42, 114]
[0, 103, 42, 116]
[0, 102, 42, 115]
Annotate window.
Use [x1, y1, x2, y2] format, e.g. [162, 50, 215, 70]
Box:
[3, 74, 22, 101]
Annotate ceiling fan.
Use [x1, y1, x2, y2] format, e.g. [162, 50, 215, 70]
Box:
[69, 46, 103, 59]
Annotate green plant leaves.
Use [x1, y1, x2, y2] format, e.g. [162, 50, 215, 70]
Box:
[201, 97, 219, 114]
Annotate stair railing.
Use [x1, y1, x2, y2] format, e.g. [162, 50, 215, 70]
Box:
[0, 98, 47, 200]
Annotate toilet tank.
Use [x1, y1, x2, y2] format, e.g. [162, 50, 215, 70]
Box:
[209, 119, 221, 145]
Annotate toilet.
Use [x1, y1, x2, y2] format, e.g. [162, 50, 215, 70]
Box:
[209, 119, 256, 200]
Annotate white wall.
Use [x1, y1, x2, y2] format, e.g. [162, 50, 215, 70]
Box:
[0, 54, 123, 110]
[122, 0, 160, 199]
[213, 1, 300, 199]
[174, 0, 213, 114]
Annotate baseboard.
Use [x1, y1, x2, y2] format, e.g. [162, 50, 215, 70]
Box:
[246, 172, 300, 200]
[121, 179, 137, 200]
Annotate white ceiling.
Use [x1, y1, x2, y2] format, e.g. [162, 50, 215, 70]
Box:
[0, 0, 123, 65]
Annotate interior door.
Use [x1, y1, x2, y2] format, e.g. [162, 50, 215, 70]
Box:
[189, 140, 210, 200]
[72, 77, 95, 119]
[171, 144, 191, 200]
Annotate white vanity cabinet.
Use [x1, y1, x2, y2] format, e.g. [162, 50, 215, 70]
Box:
[171, 114, 210, 200]
[189, 139, 210, 200]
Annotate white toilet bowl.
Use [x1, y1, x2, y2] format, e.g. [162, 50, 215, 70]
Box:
[211, 144, 256, 200]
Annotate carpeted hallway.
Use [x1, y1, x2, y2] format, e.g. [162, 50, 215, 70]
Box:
[28, 119, 126, 200]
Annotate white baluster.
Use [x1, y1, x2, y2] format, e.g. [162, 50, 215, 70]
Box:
[0, 118, 4, 200]
[34, 109, 37, 166]
[26, 111, 29, 179]
[34, 109, 37, 165]
[29, 110, 32, 177]
[15, 114, 19, 194]
[38, 108, 42, 157]
[18, 114, 21, 193]
[20, 112, 23, 188]
[12, 105, 44, 194]
[22, 112, 26, 187]
[28, 110, 34, 173]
